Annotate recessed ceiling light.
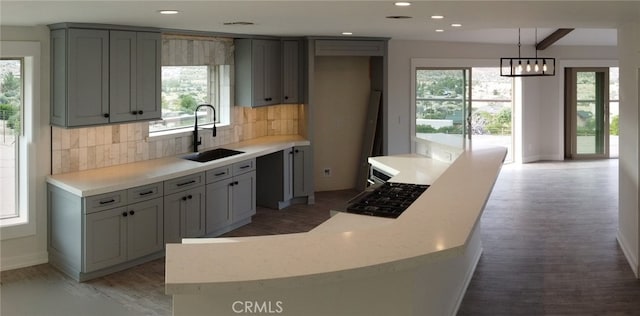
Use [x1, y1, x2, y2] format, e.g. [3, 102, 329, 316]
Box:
[451, 23, 462, 27]
[158, 10, 179, 15]
[342, 32, 353, 35]
[223, 21, 255, 26]
[435, 29, 444, 32]
[431, 15, 445, 19]
[386, 15, 413, 19]
[394, 2, 411, 6]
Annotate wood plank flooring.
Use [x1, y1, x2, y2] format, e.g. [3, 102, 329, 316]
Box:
[458, 159, 640, 315]
[2, 160, 640, 315]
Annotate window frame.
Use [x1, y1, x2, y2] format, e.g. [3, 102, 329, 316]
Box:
[0, 41, 39, 240]
[149, 36, 233, 138]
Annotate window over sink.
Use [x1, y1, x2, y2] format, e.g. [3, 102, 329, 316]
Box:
[149, 35, 233, 134]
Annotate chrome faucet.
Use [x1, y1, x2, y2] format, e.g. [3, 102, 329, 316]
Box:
[193, 104, 217, 152]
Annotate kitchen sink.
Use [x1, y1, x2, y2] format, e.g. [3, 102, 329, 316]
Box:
[182, 148, 244, 163]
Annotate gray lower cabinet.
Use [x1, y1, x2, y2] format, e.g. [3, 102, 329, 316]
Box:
[164, 185, 206, 243]
[49, 181, 165, 281]
[206, 159, 256, 235]
[257, 146, 312, 209]
[84, 198, 163, 272]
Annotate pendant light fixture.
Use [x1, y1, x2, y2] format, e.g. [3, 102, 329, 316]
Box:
[500, 28, 555, 77]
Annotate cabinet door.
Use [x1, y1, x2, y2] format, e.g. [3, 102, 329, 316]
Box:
[265, 40, 282, 104]
[282, 40, 301, 104]
[109, 30, 137, 123]
[182, 186, 206, 238]
[84, 207, 127, 272]
[126, 198, 164, 260]
[67, 28, 110, 126]
[232, 171, 256, 221]
[136, 32, 162, 121]
[206, 179, 233, 235]
[284, 149, 294, 201]
[163, 191, 183, 244]
[252, 39, 281, 106]
[293, 146, 312, 197]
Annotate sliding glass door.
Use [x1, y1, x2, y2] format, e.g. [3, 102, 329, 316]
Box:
[565, 68, 610, 159]
[415, 68, 471, 149]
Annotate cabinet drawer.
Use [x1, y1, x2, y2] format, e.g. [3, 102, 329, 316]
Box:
[164, 172, 205, 195]
[128, 182, 163, 204]
[233, 159, 256, 175]
[206, 165, 233, 184]
[84, 190, 127, 214]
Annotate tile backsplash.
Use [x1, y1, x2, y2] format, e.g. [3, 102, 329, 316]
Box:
[52, 104, 304, 174]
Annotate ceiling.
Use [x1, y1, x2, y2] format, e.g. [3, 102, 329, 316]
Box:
[1, 1, 637, 46]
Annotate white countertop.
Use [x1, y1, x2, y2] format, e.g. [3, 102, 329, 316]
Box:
[165, 144, 507, 295]
[46, 135, 310, 197]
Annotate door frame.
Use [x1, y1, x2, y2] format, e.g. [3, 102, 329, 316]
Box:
[413, 67, 472, 149]
[564, 67, 610, 159]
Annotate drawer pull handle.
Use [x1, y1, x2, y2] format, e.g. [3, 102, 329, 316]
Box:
[139, 190, 154, 196]
[239, 165, 250, 169]
[214, 172, 226, 176]
[176, 180, 197, 187]
[99, 199, 116, 205]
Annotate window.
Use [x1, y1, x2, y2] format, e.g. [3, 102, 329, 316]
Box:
[0, 41, 39, 239]
[150, 36, 233, 134]
[0, 58, 22, 221]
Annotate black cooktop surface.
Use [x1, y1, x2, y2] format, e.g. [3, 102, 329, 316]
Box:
[345, 182, 430, 218]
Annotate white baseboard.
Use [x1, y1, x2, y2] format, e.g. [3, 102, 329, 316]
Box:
[0, 251, 48, 271]
[617, 230, 639, 278]
[521, 154, 541, 163]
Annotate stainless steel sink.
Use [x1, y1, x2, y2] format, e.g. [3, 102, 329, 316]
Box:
[182, 148, 244, 163]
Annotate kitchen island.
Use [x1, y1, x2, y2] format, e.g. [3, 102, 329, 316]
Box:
[165, 144, 507, 316]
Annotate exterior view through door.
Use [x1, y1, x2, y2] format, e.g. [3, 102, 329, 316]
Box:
[415, 67, 514, 162]
[565, 68, 610, 159]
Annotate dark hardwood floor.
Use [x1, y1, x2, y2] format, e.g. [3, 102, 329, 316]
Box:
[2, 160, 640, 315]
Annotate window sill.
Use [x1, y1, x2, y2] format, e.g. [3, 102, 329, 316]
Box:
[0, 214, 35, 240]
[149, 123, 231, 141]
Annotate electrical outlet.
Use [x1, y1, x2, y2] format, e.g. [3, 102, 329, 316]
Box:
[323, 168, 332, 177]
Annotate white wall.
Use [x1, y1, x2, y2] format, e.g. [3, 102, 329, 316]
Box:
[387, 40, 617, 162]
[0, 26, 51, 270]
[617, 22, 640, 277]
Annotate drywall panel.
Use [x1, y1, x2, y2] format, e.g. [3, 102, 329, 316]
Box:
[313, 56, 370, 191]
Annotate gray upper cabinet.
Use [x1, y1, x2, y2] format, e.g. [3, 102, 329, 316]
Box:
[51, 28, 110, 127]
[235, 39, 282, 107]
[50, 24, 161, 127]
[110, 31, 162, 123]
[282, 40, 302, 104]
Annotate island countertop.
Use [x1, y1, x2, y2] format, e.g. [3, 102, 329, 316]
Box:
[46, 135, 310, 197]
[165, 144, 507, 295]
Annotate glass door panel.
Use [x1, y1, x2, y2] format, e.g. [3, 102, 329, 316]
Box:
[565, 68, 609, 159]
[415, 68, 471, 149]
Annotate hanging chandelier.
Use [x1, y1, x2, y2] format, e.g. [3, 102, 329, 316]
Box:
[500, 28, 555, 77]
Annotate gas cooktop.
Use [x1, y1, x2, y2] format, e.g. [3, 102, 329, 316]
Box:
[345, 182, 430, 218]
